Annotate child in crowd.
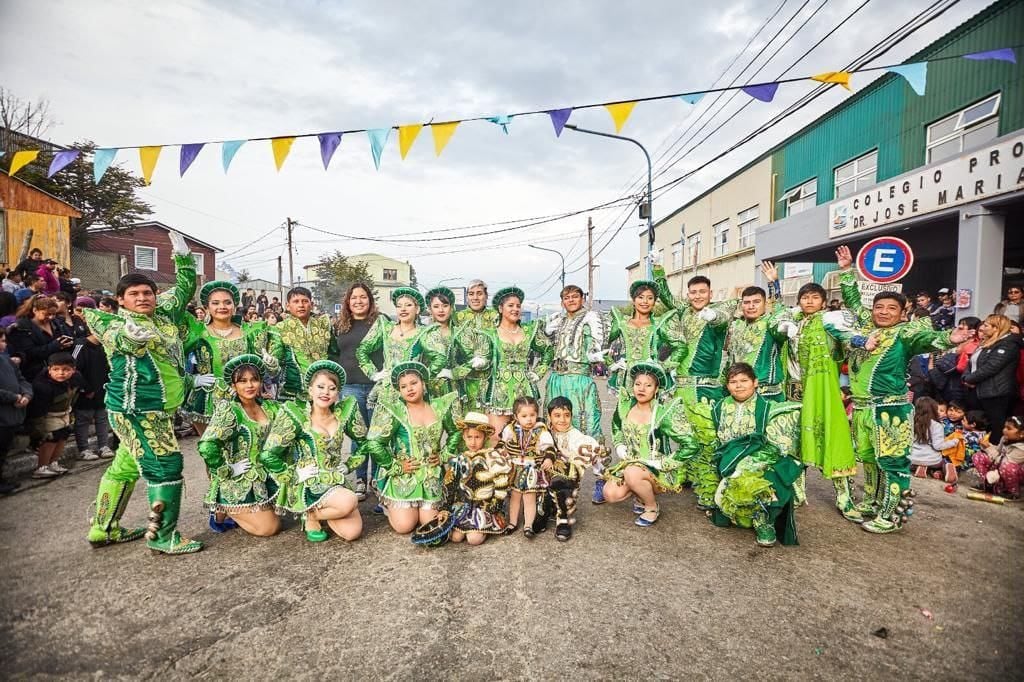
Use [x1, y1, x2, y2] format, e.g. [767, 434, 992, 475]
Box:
[935, 401, 948, 421]
[26, 352, 80, 479]
[962, 411, 990, 468]
[910, 397, 960, 484]
[0, 328, 32, 494]
[943, 401, 965, 435]
[448, 412, 511, 546]
[498, 396, 556, 538]
[972, 416, 1024, 499]
[544, 397, 604, 542]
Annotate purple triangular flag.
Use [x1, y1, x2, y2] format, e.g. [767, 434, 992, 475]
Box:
[963, 48, 1016, 64]
[547, 108, 573, 137]
[179, 143, 204, 177]
[47, 150, 80, 178]
[318, 133, 343, 170]
[742, 82, 779, 103]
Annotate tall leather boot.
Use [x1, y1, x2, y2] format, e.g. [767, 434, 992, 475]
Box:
[87, 475, 145, 547]
[145, 479, 203, 555]
[833, 476, 863, 522]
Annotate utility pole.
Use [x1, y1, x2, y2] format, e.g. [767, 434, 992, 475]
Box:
[587, 216, 595, 304]
[277, 255, 283, 294]
[286, 217, 295, 287]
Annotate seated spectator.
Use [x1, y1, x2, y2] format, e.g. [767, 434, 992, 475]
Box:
[972, 416, 1024, 499]
[8, 295, 74, 383]
[0, 291, 17, 330]
[910, 397, 960, 483]
[15, 274, 46, 304]
[962, 411, 989, 468]
[26, 352, 81, 479]
[2, 270, 24, 295]
[994, 285, 1023, 324]
[35, 259, 60, 295]
[14, 248, 43, 280]
[943, 401, 965, 434]
[0, 328, 32, 494]
[932, 288, 956, 330]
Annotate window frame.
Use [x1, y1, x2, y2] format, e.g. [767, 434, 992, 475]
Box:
[782, 178, 817, 216]
[134, 245, 158, 270]
[712, 219, 730, 257]
[926, 93, 1001, 163]
[382, 268, 398, 282]
[736, 205, 759, 249]
[671, 242, 683, 270]
[192, 252, 205, 275]
[833, 149, 878, 199]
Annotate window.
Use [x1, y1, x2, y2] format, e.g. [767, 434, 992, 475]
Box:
[834, 150, 878, 198]
[686, 233, 702, 266]
[382, 268, 398, 281]
[671, 242, 683, 270]
[926, 93, 1000, 163]
[712, 219, 729, 257]
[134, 245, 157, 270]
[737, 206, 759, 249]
[782, 178, 817, 216]
[192, 252, 204, 275]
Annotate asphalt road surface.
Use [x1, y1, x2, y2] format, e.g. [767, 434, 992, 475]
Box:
[1, 393, 1021, 679]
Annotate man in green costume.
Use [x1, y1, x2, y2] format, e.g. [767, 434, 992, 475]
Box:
[453, 279, 497, 409]
[84, 230, 203, 555]
[652, 264, 738, 510]
[824, 245, 972, 534]
[276, 286, 336, 400]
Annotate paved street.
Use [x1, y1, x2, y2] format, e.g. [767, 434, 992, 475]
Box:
[1, 393, 1022, 679]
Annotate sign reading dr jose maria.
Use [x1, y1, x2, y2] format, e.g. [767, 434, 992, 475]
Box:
[829, 133, 1024, 238]
[856, 236, 913, 284]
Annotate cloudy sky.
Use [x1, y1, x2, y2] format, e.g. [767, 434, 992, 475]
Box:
[1, 0, 992, 301]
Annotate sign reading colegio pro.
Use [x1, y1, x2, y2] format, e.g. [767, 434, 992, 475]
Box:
[829, 133, 1024, 238]
[856, 236, 914, 284]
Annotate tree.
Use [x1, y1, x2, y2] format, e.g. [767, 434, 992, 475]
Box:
[237, 269, 251, 283]
[0, 87, 54, 147]
[313, 251, 374, 311]
[407, 262, 418, 288]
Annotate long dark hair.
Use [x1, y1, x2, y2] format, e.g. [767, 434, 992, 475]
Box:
[913, 396, 939, 444]
[336, 282, 379, 334]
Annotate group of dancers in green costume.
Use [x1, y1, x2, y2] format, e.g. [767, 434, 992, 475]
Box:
[83, 236, 972, 555]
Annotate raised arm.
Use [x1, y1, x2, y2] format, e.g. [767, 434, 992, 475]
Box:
[156, 233, 198, 323]
[652, 264, 686, 310]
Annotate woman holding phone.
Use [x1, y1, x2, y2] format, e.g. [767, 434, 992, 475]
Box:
[8, 295, 74, 382]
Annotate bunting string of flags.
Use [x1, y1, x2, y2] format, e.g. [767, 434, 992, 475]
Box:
[4, 46, 1018, 184]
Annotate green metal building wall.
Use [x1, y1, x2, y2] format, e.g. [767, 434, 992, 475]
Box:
[771, 0, 1024, 209]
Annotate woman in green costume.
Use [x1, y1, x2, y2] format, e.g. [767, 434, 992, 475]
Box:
[711, 363, 803, 548]
[363, 361, 462, 535]
[356, 287, 433, 408]
[260, 361, 367, 543]
[480, 286, 554, 436]
[605, 279, 677, 395]
[421, 286, 491, 405]
[183, 281, 278, 436]
[196, 354, 282, 537]
[603, 362, 699, 527]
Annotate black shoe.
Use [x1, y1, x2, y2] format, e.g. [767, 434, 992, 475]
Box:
[523, 527, 536, 539]
[555, 523, 572, 542]
[0, 480, 19, 495]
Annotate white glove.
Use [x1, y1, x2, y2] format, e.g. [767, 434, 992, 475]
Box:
[261, 349, 278, 368]
[778, 321, 799, 339]
[167, 230, 190, 256]
[609, 358, 627, 373]
[527, 371, 540, 383]
[194, 374, 216, 389]
[296, 465, 319, 483]
[789, 306, 802, 316]
[229, 460, 252, 476]
[470, 356, 488, 370]
[545, 316, 561, 335]
[437, 368, 453, 380]
[587, 349, 608, 363]
[123, 318, 157, 342]
[371, 370, 388, 382]
[615, 444, 628, 460]
[698, 307, 717, 322]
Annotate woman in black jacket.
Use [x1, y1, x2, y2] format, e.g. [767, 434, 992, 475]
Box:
[7, 295, 74, 384]
[963, 314, 1020, 445]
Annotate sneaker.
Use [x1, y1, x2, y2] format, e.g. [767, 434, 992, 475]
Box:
[555, 522, 572, 542]
[32, 466, 58, 479]
[591, 479, 606, 505]
[99, 447, 116, 459]
[48, 462, 70, 474]
[354, 479, 367, 501]
[79, 449, 99, 461]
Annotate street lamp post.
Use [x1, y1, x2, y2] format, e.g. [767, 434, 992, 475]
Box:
[529, 244, 565, 290]
[564, 123, 654, 277]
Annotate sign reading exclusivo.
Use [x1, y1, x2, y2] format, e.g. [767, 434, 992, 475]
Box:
[828, 133, 1024, 238]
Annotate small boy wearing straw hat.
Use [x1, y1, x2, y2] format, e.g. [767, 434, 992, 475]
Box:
[448, 412, 513, 545]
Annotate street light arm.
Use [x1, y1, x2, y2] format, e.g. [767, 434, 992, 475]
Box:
[529, 244, 566, 290]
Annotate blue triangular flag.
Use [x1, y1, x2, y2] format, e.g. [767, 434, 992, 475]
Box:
[48, 150, 80, 178]
[889, 62, 927, 96]
[93, 148, 117, 184]
[963, 48, 1015, 64]
[179, 143, 204, 177]
[367, 128, 391, 170]
[547, 108, 573, 137]
[679, 92, 706, 105]
[486, 115, 513, 135]
[222, 140, 245, 173]
[742, 82, 779, 103]
[318, 133, 343, 170]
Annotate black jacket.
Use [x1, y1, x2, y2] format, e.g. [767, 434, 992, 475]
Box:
[7, 318, 66, 385]
[71, 338, 109, 409]
[963, 334, 1020, 400]
[27, 369, 81, 420]
[0, 354, 32, 427]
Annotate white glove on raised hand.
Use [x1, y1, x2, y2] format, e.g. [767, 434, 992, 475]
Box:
[587, 349, 609, 363]
[437, 368, 453, 380]
[371, 370, 388, 382]
[527, 371, 540, 383]
[470, 356, 488, 370]
[609, 358, 627, 373]
[167, 230, 191, 256]
[778, 321, 799, 339]
[296, 465, 319, 483]
[698, 307, 717, 322]
[123, 318, 157, 342]
[194, 374, 216, 389]
[615, 444, 628, 461]
[229, 460, 252, 477]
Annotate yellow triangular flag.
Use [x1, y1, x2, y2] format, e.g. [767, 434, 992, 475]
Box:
[430, 122, 459, 157]
[271, 137, 296, 172]
[604, 102, 637, 133]
[398, 124, 424, 160]
[8, 150, 39, 176]
[139, 146, 162, 185]
[811, 71, 852, 91]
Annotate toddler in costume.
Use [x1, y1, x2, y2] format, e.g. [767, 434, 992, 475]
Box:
[542, 397, 605, 542]
[447, 412, 512, 546]
[498, 396, 556, 537]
